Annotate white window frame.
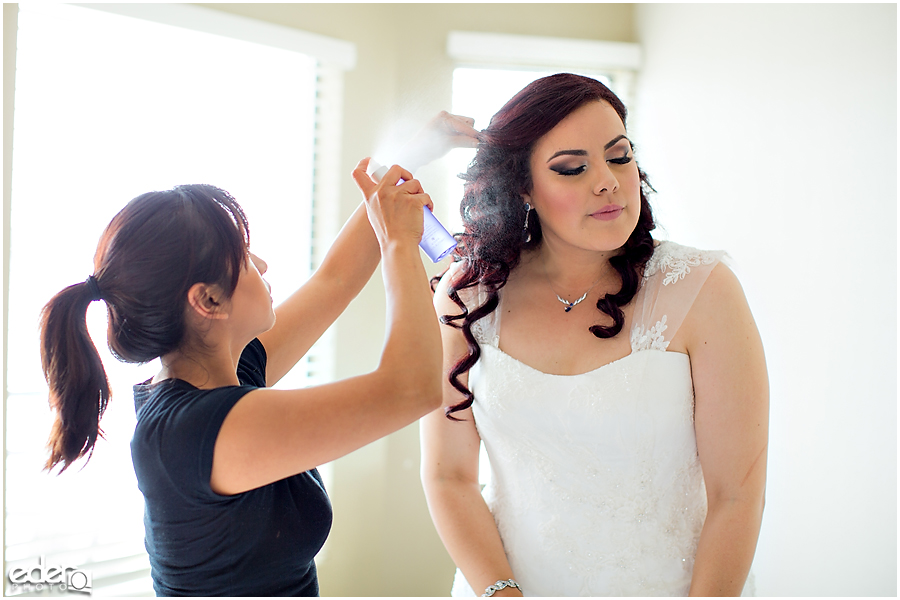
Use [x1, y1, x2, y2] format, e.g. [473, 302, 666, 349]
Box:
[76, 3, 355, 70]
[447, 30, 641, 108]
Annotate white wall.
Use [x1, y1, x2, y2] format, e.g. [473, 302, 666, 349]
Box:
[634, 4, 896, 595]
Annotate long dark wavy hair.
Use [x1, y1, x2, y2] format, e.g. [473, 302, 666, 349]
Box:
[434, 73, 657, 420]
[39, 184, 250, 472]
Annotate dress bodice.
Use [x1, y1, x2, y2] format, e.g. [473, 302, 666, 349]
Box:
[449, 241, 750, 596]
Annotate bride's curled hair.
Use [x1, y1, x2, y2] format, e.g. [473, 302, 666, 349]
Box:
[436, 73, 657, 419]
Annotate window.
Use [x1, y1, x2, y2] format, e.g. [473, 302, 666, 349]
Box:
[4, 4, 351, 595]
[443, 32, 640, 485]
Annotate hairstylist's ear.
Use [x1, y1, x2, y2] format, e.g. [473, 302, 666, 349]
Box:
[186, 283, 229, 320]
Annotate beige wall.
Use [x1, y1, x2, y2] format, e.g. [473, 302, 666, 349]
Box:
[198, 4, 635, 596]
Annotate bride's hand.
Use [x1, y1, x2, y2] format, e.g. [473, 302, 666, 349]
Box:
[394, 111, 481, 172]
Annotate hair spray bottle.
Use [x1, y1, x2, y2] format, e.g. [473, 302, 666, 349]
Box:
[366, 160, 457, 262]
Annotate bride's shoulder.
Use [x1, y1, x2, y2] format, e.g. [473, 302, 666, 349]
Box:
[642, 241, 748, 353]
[643, 240, 727, 283]
[650, 240, 748, 335]
[678, 256, 754, 355]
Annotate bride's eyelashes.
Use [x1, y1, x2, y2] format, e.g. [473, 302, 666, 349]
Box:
[549, 152, 633, 176]
[608, 153, 633, 165]
[607, 141, 634, 165]
[551, 164, 587, 176]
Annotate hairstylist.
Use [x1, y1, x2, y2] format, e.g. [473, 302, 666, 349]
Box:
[39, 113, 480, 596]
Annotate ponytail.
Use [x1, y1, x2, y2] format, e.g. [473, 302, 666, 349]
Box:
[39, 277, 111, 472]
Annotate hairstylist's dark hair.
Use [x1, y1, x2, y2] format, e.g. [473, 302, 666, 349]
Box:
[40, 184, 250, 472]
[435, 73, 657, 419]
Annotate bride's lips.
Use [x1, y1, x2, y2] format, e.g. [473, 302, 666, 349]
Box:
[591, 205, 624, 221]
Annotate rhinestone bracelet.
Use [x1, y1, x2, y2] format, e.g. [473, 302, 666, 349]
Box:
[482, 579, 521, 597]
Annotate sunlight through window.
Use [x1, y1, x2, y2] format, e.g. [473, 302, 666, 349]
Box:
[6, 4, 317, 595]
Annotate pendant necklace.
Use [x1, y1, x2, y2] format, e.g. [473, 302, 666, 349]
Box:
[544, 262, 608, 313]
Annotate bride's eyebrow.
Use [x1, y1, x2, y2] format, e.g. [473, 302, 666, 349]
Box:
[604, 135, 630, 150]
[546, 149, 587, 162]
[546, 136, 632, 162]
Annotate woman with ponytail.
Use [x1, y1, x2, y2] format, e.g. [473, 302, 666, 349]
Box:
[420, 74, 769, 596]
[38, 114, 478, 595]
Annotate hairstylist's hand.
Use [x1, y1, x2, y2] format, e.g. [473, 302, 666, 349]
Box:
[352, 158, 433, 250]
[394, 111, 481, 172]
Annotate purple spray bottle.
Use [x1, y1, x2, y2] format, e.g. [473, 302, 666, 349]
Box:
[366, 159, 458, 263]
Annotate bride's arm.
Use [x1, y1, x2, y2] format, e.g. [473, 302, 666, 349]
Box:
[684, 264, 769, 595]
[420, 271, 523, 597]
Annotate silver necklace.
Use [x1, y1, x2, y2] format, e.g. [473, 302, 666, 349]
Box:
[544, 263, 607, 313]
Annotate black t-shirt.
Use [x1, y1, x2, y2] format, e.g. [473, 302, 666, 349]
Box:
[131, 339, 333, 596]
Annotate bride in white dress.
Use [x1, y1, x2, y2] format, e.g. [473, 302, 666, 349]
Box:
[421, 74, 768, 596]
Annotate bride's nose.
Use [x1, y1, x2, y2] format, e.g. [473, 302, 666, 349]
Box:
[593, 163, 619, 195]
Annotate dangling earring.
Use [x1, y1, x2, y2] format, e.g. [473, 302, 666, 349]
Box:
[523, 202, 532, 243]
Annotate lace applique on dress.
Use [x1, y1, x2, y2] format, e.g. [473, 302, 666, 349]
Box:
[470, 314, 499, 348]
[631, 315, 670, 352]
[451, 270, 500, 348]
[644, 242, 719, 286]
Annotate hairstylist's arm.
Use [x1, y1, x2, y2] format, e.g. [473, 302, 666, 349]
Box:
[259, 113, 478, 386]
[211, 162, 442, 495]
[419, 269, 523, 598]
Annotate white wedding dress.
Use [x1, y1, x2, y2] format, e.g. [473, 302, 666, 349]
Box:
[449, 241, 754, 597]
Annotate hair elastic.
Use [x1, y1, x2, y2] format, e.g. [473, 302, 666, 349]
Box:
[85, 275, 103, 302]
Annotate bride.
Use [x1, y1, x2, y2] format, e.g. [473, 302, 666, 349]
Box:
[420, 73, 768, 596]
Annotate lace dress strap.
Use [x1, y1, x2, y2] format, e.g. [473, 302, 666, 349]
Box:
[445, 261, 501, 348]
[630, 241, 727, 352]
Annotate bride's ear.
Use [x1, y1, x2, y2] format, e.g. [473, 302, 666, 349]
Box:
[186, 282, 229, 320]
